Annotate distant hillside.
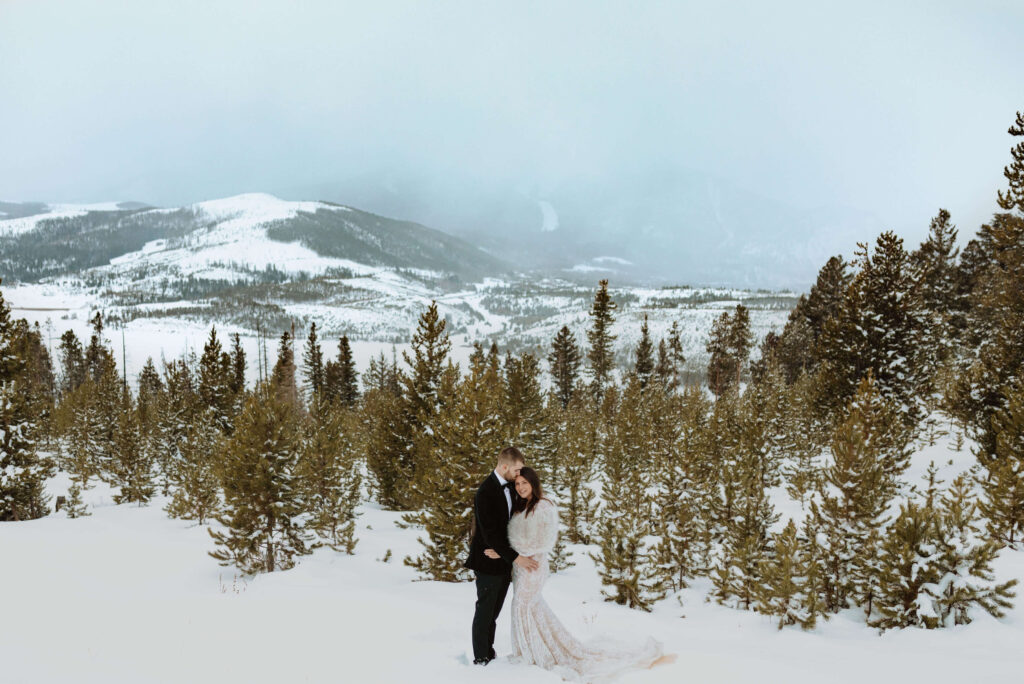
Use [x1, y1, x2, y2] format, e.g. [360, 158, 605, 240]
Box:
[0, 194, 511, 285]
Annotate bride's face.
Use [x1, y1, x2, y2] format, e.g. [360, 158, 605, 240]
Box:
[515, 475, 532, 500]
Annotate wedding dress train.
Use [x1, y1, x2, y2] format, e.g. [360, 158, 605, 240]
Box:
[507, 499, 664, 682]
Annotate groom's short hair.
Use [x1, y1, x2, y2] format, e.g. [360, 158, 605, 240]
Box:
[497, 446, 525, 465]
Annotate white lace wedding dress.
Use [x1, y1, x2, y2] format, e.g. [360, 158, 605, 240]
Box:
[507, 498, 664, 682]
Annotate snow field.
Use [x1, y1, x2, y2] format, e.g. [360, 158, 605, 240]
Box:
[3, 429, 1024, 684]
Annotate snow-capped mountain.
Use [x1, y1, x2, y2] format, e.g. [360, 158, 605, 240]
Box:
[1, 192, 799, 389]
[0, 193, 509, 284]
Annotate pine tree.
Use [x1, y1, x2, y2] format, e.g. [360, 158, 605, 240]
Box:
[404, 350, 501, 580]
[551, 393, 600, 544]
[997, 110, 1024, 213]
[270, 330, 299, 407]
[136, 357, 164, 432]
[591, 378, 666, 611]
[229, 333, 246, 396]
[0, 284, 55, 521]
[164, 409, 222, 524]
[108, 389, 154, 505]
[812, 375, 899, 614]
[325, 335, 360, 407]
[710, 400, 780, 611]
[705, 310, 733, 398]
[548, 325, 581, 409]
[706, 304, 753, 397]
[978, 382, 1024, 546]
[398, 301, 452, 509]
[61, 378, 105, 492]
[633, 315, 655, 389]
[781, 372, 827, 509]
[869, 500, 942, 630]
[362, 375, 408, 509]
[209, 387, 314, 573]
[9, 320, 56, 446]
[198, 326, 234, 433]
[57, 329, 86, 396]
[774, 256, 852, 383]
[302, 322, 325, 398]
[653, 385, 712, 593]
[586, 279, 617, 400]
[667, 320, 686, 390]
[501, 351, 555, 476]
[297, 398, 362, 553]
[64, 479, 89, 518]
[910, 209, 960, 391]
[755, 519, 821, 630]
[817, 234, 924, 426]
[150, 358, 199, 496]
[933, 473, 1017, 626]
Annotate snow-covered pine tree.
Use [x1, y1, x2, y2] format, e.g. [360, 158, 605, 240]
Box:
[324, 335, 360, 407]
[404, 349, 501, 581]
[812, 374, 898, 614]
[164, 408, 222, 524]
[705, 310, 732, 398]
[108, 388, 154, 505]
[209, 386, 314, 573]
[666, 320, 686, 391]
[297, 397, 362, 554]
[57, 329, 86, 397]
[0, 283, 55, 520]
[398, 301, 452, 510]
[933, 473, 1017, 626]
[198, 326, 235, 433]
[585, 279, 617, 401]
[710, 394, 780, 610]
[61, 378, 105, 495]
[501, 351, 556, 478]
[8, 319, 56, 446]
[148, 358, 199, 495]
[909, 209, 960, 395]
[301, 322, 325, 398]
[136, 357, 164, 434]
[755, 519, 820, 630]
[653, 385, 712, 592]
[978, 382, 1024, 546]
[228, 333, 246, 398]
[548, 325, 582, 409]
[633, 314, 655, 389]
[551, 392, 600, 544]
[781, 372, 827, 509]
[706, 304, 753, 397]
[591, 378, 666, 610]
[774, 256, 852, 384]
[954, 113, 1024, 456]
[270, 330, 300, 407]
[869, 500, 942, 630]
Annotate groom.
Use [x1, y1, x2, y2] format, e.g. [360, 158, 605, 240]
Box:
[465, 446, 540, 665]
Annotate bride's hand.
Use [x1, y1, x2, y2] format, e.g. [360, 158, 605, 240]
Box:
[483, 548, 500, 559]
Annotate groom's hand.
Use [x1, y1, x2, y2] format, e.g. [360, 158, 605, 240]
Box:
[483, 548, 500, 559]
[514, 555, 540, 572]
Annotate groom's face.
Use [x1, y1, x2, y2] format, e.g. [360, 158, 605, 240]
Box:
[500, 461, 523, 480]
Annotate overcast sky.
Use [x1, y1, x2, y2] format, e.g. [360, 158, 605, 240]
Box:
[2, 0, 1022, 241]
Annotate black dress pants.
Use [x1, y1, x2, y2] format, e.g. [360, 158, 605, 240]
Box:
[472, 570, 512, 660]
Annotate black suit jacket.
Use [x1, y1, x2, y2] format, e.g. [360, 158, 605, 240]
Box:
[464, 472, 519, 575]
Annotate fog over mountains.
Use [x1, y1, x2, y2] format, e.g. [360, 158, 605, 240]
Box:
[288, 166, 886, 289]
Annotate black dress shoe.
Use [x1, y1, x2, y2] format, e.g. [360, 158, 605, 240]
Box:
[472, 657, 493, 665]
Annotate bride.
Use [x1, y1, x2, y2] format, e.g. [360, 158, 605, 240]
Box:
[484, 467, 673, 682]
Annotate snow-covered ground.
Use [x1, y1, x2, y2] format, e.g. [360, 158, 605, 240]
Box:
[3, 430, 1023, 683]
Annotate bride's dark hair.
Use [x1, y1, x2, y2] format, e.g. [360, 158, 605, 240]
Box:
[512, 467, 547, 518]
